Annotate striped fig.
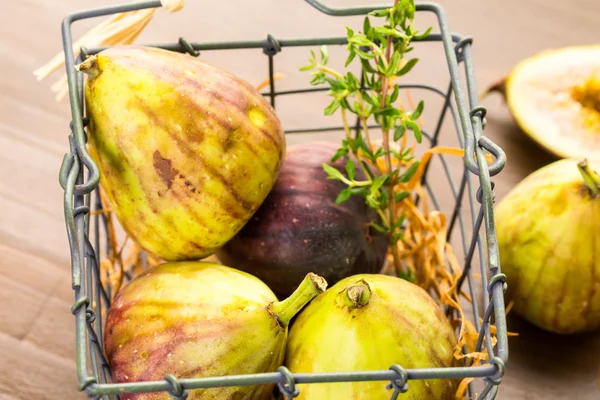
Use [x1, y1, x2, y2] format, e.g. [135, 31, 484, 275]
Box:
[285, 274, 458, 400]
[104, 262, 327, 399]
[78, 45, 286, 261]
[216, 141, 389, 299]
[495, 158, 600, 334]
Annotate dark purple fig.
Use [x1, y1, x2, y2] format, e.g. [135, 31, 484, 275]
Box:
[216, 141, 389, 299]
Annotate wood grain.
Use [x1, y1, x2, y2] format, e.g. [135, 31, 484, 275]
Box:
[1, 0, 598, 399]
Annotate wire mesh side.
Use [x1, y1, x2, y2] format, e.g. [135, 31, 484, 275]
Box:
[57, 1, 508, 399]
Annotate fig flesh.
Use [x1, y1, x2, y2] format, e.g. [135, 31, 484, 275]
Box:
[78, 45, 286, 261]
[216, 141, 389, 298]
[284, 274, 458, 399]
[491, 45, 600, 162]
[496, 158, 600, 333]
[104, 262, 327, 399]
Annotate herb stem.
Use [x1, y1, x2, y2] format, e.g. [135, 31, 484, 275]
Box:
[352, 180, 373, 187]
[354, 90, 384, 177]
[341, 106, 375, 189]
[341, 108, 353, 142]
[376, 208, 390, 227]
[341, 96, 378, 190]
[339, 175, 371, 187]
[355, 91, 375, 153]
[319, 65, 344, 79]
[362, 118, 372, 148]
[379, 0, 403, 276]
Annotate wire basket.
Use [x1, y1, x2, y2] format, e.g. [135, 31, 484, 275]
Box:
[58, 1, 509, 399]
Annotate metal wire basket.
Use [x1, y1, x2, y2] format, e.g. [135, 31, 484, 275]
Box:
[58, 0, 509, 399]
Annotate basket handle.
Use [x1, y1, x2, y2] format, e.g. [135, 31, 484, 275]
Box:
[33, 0, 184, 102]
[304, 0, 389, 16]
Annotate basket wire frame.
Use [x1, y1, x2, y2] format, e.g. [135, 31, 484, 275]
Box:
[58, 1, 509, 399]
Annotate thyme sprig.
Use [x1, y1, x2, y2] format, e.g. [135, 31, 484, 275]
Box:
[301, 0, 431, 276]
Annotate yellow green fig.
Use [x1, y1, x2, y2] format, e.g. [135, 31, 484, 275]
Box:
[495, 158, 600, 334]
[78, 45, 286, 261]
[284, 274, 458, 400]
[104, 262, 327, 400]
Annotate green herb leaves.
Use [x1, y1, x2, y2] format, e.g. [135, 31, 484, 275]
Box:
[301, 0, 432, 277]
[324, 99, 341, 115]
[336, 188, 353, 205]
[345, 159, 356, 180]
[322, 163, 345, 182]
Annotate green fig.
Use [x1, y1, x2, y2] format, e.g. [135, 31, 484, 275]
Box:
[285, 274, 458, 400]
[78, 45, 286, 261]
[496, 158, 600, 334]
[104, 262, 327, 399]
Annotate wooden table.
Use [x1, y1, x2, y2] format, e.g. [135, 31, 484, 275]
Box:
[1, 0, 598, 399]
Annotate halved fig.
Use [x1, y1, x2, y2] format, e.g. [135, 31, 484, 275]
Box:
[484, 45, 600, 162]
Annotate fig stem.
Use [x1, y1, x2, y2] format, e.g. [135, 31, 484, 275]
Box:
[478, 76, 507, 101]
[341, 280, 372, 309]
[75, 55, 100, 78]
[268, 273, 327, 327]
[577, 159, 600, 196]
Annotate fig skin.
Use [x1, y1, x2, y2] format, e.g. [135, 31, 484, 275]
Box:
[496, 158, 600, 334]
[104, 262, 326, 400]
[285, 274, 458, 400]
[216, 141, 389, 299]
[79, 45, 286, 261]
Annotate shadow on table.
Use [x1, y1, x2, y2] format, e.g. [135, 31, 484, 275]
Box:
[505, 312, 600, 384]
[485, 112, 558, 178]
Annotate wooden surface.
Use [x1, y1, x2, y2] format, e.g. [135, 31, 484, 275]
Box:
[1, 0, 599, 399]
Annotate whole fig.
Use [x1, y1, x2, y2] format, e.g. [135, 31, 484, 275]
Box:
[78, 45, 286, 261]
[496, 158, 600, 334]
[104, 262, 327, 399]
[216, 141, 389, 298]
[285, 274, 458, 400]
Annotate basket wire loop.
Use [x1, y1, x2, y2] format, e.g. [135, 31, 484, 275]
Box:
[165, 374, 189, 400]
[59, 153, 75, 190]
[263, 34, 282, 107]
[57, 1, 509, 399]
[277, 367, 300, 399]
[178, 37, 200, 57]
[386, 365, 409, 399]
